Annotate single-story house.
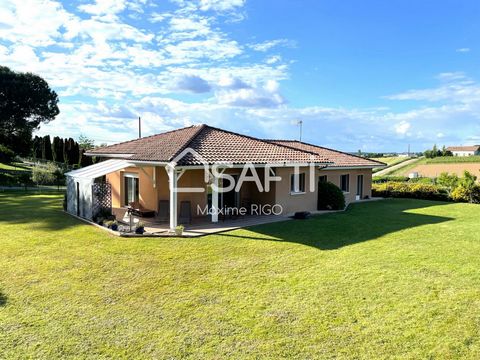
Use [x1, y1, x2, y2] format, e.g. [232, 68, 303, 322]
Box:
[446, 145, 480, 157]
[65, 124, 384, 229]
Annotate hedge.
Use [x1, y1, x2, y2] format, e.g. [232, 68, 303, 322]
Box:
[372, 182, 449, 201]
[372, 175, 409, 183]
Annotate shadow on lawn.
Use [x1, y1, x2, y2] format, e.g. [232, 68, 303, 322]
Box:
[0, 192, 79, 231]
[0, 291, 7, 307]
[221, 199, 454, 250]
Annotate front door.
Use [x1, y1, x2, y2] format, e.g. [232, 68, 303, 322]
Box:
[222, 175, 239, 208]
[356, 175, 364, 199]
[124, 175, 139, 205]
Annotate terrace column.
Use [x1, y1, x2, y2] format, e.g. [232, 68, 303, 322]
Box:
[212, 175, 219, 223]
[166, 165, 178, 230]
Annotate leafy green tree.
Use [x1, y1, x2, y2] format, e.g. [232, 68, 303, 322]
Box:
[32, 163, 57, 185]
[0, 144, 15, 163]
[0, 66, 59, 156]
[78, 135, 95, 151]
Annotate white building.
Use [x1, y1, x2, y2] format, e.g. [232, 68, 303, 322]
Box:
[446, 146, 480, 157]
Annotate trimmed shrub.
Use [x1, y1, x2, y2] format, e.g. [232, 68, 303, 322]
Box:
[451, 185, 480, 203]
[317, 181, 346, 210]
[0, 144, 15, 164]
[372, 182, 449, 201]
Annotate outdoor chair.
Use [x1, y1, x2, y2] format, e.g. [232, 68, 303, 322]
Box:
[178, 201, 192, 224]
[157, 200, 170, 222]
[128, 201, 155, 218]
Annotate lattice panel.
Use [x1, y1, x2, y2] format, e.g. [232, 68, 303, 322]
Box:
[92, 182, 112, 217]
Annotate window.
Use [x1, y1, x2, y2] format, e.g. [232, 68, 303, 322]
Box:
[124, 173, 139, 205]
[318, 175, 327, 183]
[340, 174, 350, 192]
[356, 175, 364, 197]
[290, 173, 306, 194]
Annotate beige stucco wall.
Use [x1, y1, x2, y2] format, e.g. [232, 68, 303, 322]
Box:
[319, 168, 372, 204]
[273, 167, 373, 215]
[105, 164, 373, 218]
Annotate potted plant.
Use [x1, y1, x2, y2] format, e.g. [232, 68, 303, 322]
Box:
[135, 221, 145, 234]
[110, 220, 118, 231]
[175, 225, 184, 236]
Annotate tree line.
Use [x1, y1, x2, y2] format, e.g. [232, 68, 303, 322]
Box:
[31, 135, 94, 168]
[424, 144, 453, 159]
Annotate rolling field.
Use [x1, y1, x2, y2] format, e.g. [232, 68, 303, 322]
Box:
[402, 163, 480, 178]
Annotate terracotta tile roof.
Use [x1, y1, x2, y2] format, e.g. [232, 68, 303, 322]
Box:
[87, 125, 203, 160]
[87, 124, 331, 165]
[268, 140, 385, 168]
[446, 145, 480, 152]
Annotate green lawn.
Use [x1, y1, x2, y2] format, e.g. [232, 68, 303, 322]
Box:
[2, 194, 480, 358]
[0, 162, 30, 171]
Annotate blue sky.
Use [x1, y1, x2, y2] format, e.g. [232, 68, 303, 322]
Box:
[1, 0, 480, 152]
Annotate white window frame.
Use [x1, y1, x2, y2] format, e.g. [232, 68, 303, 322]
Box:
[290, 172, 306, 195]
[340, 174, 350, 193]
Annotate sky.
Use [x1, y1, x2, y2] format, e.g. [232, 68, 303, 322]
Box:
[1, 0, 480, 152]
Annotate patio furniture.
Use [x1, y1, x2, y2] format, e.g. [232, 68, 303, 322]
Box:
[128, 201, 155, 218]
[157, 200, 170, 222]
[178, 201, 192, 224]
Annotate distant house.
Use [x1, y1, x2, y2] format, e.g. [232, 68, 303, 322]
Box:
[446, 146, 480, 157]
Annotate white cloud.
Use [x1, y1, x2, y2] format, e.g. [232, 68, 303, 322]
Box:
[394, 121, 411, 135]
[4, 0, 479, 152]
[385, 72, 480, 102]
[266, 55, 281, 64]
[456, 48, 470, 53]
[198, 0, 245, 12]
[249, 39, 295, 52]
[78, 0, 127, 16]
[173, 75, 212, 93]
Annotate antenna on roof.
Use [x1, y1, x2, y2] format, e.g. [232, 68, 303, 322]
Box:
[296, 120, 303, 142]
[138, 116, 142, 138]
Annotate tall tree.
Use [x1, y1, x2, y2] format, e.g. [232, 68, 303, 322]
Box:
[42, 135, 53, 161]
[52, 136, 64, 163]
[0, 66, 59, 156]
[32, 136, 42, 159]
[64, 137, 78, 165]
[72, 141, 80, 165]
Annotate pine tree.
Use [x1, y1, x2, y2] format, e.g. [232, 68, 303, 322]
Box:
[52, 136, 64, 163]
[72, 141, 80, 165]
[42, 135, 53, 161]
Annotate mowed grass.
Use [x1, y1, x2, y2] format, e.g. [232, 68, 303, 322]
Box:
[0, 162, 30, 171]
[2, 194, 480, 358]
